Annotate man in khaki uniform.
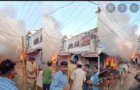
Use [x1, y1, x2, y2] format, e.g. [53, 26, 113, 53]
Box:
[26, 57, 40, 90]
[69, 60, 76, 76]
[70, 61, 86, 90]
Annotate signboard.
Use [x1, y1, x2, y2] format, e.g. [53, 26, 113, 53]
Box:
[80, 34, 91, 46]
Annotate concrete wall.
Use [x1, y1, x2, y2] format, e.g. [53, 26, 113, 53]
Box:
[26, 51, 41, 66]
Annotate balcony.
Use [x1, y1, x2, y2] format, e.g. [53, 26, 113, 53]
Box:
[26, 42, 42, 54]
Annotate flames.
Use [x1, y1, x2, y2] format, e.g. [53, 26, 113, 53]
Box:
[131, 51, 135, 59]
[52, 51, 58, 63]
[106, 57, 117, 69]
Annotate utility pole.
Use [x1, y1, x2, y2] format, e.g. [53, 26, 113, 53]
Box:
[22, 36, 26, 90]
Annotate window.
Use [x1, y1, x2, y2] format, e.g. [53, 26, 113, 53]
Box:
[33, 38, 39, 45]
[68, 43, 73, 49]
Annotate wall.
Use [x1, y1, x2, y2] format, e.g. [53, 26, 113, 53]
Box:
[64, 29, 97, 54]
[27, 51, 41, 66]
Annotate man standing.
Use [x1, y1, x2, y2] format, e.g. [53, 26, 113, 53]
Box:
[87, 66, 99, 90]
[68, 60, 76, 79]
[0, 59, 18, 90]
[50, 61, 69, 90]
[70, 61, 86, 90]
[36, 68, 43, 90]
[43, 61, 52, 90]
[83, 64, 92, 90]
[26, 57, 40, 90]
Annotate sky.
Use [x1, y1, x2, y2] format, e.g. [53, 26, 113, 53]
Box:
[0, 1, 42, 33]
[43, 1, 98, 36]
[1, 1, 140, 57]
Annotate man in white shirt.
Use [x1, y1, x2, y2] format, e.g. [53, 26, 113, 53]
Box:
[70, 61, 86, 90]
[36, 69, 43, 90]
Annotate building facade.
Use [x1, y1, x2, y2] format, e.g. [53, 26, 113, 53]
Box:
[26, 28, 42, 68]
[58, 28, 103, 73]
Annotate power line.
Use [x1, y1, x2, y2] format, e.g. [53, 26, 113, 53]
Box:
[0, 31, 21, 45]
[43, 33, 61, 48]
[0, 20, 22, 43]
[99, 3, 135, 41]
[60, 1, 84, 28]
[16, 1, 26, 29]
[56, 1, 75, 27]
[0, 28, 22, 37]
[99, 17, 125, 42]
[99, 3, 128, 40]
[88, 1, 98, 5]
[61, 3, 91, 31]
[43, 1, 74, 16]
[18, 1, 33, 31]
[42, 19, 61, 41]
[99, 17, 137, 48]
[0, 24, 22, 44]
[71, 15, 97, 35]
[29, 14, 42, 30]
[0, 10, 22, 42]
[24, 1, 41, 26]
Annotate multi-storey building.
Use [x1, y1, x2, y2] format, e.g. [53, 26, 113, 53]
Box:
[26, 28, 42, 68]
[58, 28, 103, 73]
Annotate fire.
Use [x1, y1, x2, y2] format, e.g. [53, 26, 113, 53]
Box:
[106, 57, 117, 69]
[52, 52, 58, 63]
[131, 51, 135, 59]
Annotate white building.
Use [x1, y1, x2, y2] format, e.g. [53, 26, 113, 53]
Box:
[58, 28, 103, 73]
[26, 28, 42, 68]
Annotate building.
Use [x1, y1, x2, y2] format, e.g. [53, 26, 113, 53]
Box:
[26, 28, 42, 68]
[58, 28, 103, 73]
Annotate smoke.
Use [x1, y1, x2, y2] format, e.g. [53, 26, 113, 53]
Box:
[42, 2, 62, 62]
[98, 1, 138, 59]
[0, 5, 26, 61]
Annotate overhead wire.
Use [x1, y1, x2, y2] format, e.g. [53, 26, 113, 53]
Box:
[43, 1, 74, 16]
[16, 1, 26, 29]
[99, 3, 139, 44]
[99, 3, 130, 41]
[42, 19, 61, 41]
[91, 2, 139, 40]
[29, 14, 42, 30]
[55, 1, 75, 27]
[24, 1, 41, 26]
[61, 3, 91, 31]
[71, 15, 97, 35]
[60, 1, 84, 27]
[88, 1, 98, 5]
[18, 1, 33, 31]
[0, 17, 22, 43]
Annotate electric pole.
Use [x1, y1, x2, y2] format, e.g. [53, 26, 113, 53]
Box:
[22, 36, 26, 90]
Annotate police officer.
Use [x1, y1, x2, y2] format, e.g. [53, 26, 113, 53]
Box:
[26, 57, 40, 90]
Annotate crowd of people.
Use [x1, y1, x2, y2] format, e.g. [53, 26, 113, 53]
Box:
[0, 57, 99, 90]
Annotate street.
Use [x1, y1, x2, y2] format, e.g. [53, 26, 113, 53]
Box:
[99, 64, 140, 90]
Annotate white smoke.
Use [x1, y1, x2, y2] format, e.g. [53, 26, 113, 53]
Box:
[0, 5, 26, 61]
[42, 16, 62, 63]
[98, 1, 138, 59]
